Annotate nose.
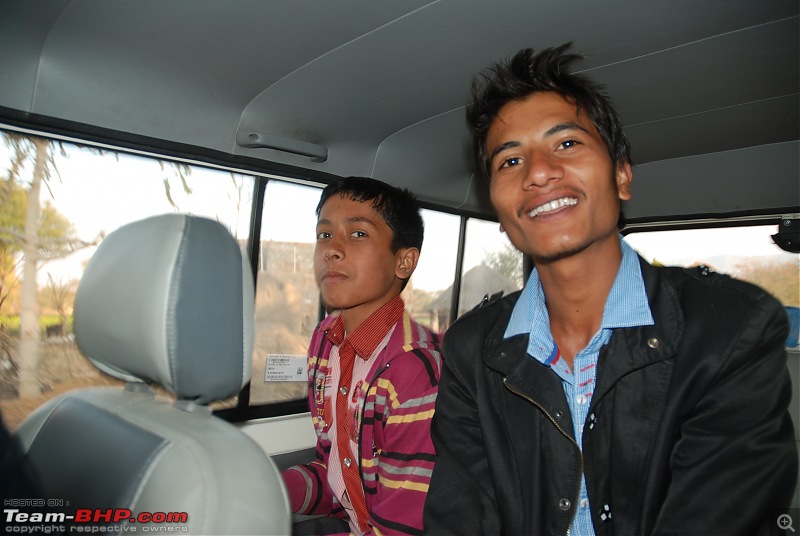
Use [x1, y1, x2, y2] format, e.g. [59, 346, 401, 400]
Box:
[522, 150, 563, 189]
[322, 234, 344, 261]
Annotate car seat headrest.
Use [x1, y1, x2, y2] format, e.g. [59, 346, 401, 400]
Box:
[73, 214, 254, 404]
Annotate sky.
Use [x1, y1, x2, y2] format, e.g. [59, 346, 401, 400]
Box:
[625, 226, 787, 266]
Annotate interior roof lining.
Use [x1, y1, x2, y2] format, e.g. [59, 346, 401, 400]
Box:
[237, 2, 438, 111]
[625, 94, 800, 129]
[580, 14, 799, 75]
[29, 1, 71, 112]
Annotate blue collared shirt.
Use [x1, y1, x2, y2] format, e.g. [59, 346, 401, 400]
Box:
[504, 237, 654, 536]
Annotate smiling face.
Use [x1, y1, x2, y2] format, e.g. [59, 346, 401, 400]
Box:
[314, 195, 418, 330]
[487, 91, 632, 265]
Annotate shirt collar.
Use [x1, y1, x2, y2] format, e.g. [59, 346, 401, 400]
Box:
[602, 237, 654, 329]
[505, 236, 653, 353]
[326, 295, 405, 360]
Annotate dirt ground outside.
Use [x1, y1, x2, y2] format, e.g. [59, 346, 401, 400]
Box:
[0, 339, 123, 431]
[0, 337, 259, 431]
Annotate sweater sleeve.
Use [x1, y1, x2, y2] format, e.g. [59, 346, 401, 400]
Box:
[281, 445, 335, 515]
[281, 452, 332, 514]
[281, 324, 341, 517]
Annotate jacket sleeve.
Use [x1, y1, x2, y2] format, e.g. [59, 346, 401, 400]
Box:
[363, 347, 441, 536]
[423, 323, 503, 535]
[281, 327, 340, 517]
[651, 288, 797, 536]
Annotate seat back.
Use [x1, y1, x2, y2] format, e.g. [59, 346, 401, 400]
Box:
[13, 214, 290, 534]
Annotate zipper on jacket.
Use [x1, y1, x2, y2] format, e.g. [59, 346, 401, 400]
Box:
[503, 377, 584, 536]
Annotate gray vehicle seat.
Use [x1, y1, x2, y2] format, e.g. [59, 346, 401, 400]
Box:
[13, 214, 290, 535]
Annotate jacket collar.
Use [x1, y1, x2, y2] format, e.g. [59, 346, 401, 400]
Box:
[591, 258, 682, 403]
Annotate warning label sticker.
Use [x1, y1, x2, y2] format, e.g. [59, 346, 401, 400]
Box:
[265, 354, 307, 382]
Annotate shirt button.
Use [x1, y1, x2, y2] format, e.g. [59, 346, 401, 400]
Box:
[339, 386, 348, 395]
[580, 498, 589, 509]
[576, 394, 588, 405]
[558, 498, 571, 511]
[343, 457, 352, 468]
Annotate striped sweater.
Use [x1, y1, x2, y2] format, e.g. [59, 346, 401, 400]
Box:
[282, 310, 442, 535]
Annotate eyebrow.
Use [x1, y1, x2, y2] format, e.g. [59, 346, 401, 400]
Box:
[488, 122, 591, 161]
[316, 215, 378, 227]
[544, 121, 590, 138]
[489, 141, 520, 161]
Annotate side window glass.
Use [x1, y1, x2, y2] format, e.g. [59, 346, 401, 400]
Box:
[250, 180, 321, 405]
[405, 209, 460, 337]
[458, 218, 523, 320]
[0, 131, 254, 429]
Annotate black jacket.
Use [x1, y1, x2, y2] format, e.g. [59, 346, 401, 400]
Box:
[424, 259, 797, 536]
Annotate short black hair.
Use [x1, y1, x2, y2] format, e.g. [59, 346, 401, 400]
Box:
[316, 176, 424, 253]
[466, 42, 631, 182]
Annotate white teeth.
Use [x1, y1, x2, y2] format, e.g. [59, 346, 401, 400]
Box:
[528, 197, 578, 217]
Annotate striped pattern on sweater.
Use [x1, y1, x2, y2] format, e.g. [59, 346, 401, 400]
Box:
[283, 310, 442, 536]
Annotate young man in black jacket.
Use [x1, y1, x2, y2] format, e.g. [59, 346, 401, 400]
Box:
[424, 43, 797, 536]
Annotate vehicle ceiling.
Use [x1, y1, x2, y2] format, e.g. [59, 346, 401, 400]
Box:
[1, 0, 798, 221]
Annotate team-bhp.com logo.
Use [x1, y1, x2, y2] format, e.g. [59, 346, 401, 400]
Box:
[4, 503, 189, 533]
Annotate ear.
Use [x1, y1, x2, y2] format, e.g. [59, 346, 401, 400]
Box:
[616, 162, 633, 201]
[395, 247, 420, 280]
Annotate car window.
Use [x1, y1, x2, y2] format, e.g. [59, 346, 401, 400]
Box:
[250, 180, 321, 406]
[458, 218, 523, 319]
[405, 209, 461, 337]
[0, 131, 254, 428]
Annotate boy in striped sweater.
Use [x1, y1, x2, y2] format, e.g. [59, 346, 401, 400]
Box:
[283, 176, 442, 536]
